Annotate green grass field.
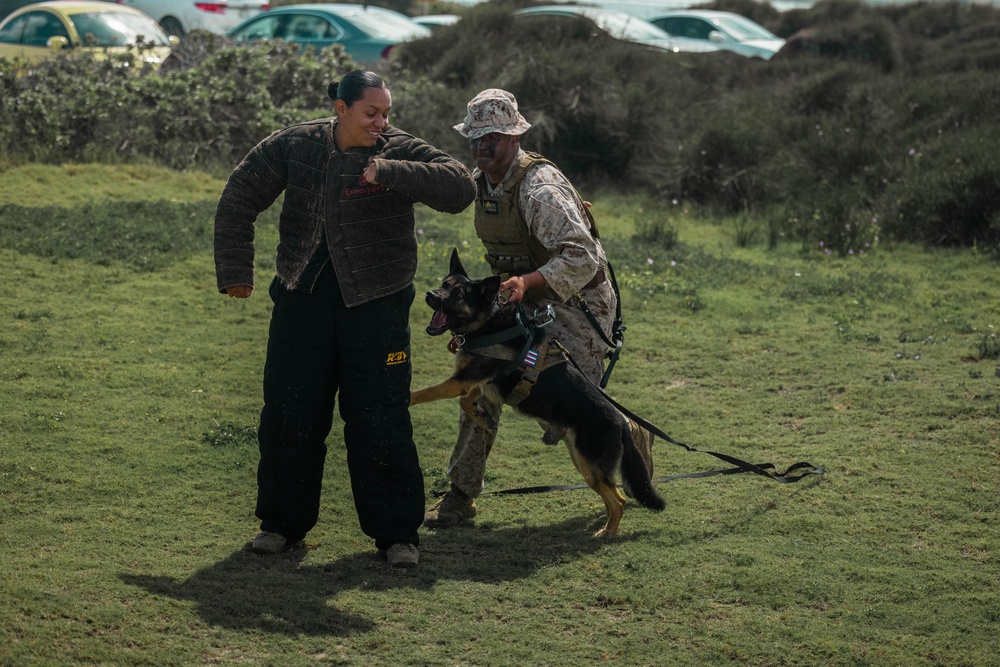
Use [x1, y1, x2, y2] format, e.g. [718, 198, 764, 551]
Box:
[1, 164, 997, 666]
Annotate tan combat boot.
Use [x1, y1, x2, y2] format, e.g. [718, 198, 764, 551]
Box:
[423, 486, 477, 528]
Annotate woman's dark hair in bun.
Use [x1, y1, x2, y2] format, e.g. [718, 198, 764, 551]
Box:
[328, 70, 386, 106]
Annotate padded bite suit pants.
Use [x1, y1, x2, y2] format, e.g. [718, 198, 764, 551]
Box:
[256, 266, 424, 549]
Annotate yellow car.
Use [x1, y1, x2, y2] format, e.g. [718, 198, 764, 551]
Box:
[0, 1, 177, 69]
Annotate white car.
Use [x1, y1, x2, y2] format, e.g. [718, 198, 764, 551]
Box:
[516, 5, 720, 54]
[647, 10, 785, 60]
[114, 0, 269, 37]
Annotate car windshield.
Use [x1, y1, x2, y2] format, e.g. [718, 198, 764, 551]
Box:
[69, 12, 171, 47]
[343, 11, 430, 40]
[586, 12, 669, 41]
[714, 15, 777, 42]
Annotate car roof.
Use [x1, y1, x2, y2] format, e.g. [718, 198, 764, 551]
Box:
[14, 1, 137, 11]
[412, 14, 459, 23]
[521, 5, 640, 18]
[269, 3, 410, 16]
[7, 1, 149, 15]
[650, 10, 740, 19]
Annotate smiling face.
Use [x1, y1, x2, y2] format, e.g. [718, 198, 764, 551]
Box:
[470, 132, 520, 183]
[334, 85, 392, 150]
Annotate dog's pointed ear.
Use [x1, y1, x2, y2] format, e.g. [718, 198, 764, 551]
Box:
[479, 275, 502, 301]
[449, 248, 467, 277]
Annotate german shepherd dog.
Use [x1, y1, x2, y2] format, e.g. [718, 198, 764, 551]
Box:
[410, 249, 665, 536]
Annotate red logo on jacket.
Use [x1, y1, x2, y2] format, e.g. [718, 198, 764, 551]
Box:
[344, 174, 384, 198]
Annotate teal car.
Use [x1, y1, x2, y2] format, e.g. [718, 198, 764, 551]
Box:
[226, 3, 430, 66]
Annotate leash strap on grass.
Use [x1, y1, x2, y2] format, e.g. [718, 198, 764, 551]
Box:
[556, 344, 825, 484]
[431, 466, 772, 497]
[482, 467, 754, 496]
[605, 392, 825, 484]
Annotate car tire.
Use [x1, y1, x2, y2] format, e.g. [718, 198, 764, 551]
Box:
[160, 16, 185, 37]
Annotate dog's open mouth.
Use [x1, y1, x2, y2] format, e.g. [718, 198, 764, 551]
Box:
[426, 309, 449, 336]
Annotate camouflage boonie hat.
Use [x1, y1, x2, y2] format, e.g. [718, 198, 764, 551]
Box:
[454, 88, 532, 139]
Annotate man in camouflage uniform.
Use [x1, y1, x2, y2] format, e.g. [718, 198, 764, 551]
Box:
[424, 88, 653, 528]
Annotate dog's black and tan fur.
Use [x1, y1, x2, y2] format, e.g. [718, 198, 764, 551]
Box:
[411, 249, 665, 536]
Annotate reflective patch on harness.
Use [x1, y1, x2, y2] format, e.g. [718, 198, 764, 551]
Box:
[523, 350, 538, 367]
[386, 351, 408, 366]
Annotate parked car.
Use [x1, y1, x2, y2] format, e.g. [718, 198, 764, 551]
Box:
[516, 5, 719, 54]
[410, 14, 458, 32]
[226, 3, 430, 66]
[0, 1, 176, 68]
[647, 10, 785, 60]
[114, 0, 269, 37]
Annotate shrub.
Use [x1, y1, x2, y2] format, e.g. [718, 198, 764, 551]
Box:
[794, 191, 881, 257]
[773, 13, 902, 72]
[676, 109, 778, 213]
[879, 133, 1000, 248]
[634, 211, 681, 251]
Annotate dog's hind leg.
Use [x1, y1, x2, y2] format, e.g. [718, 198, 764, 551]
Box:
[564, 438, 624, 537]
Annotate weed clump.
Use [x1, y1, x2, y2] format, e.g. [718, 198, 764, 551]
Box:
[203, 422, 257, 448]
[976, 333, 1000, 360]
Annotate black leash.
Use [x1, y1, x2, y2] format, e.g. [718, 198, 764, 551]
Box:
[431, 466, 790, 497]
[604, 393, 825, 484]
[474, 467, 756, 496]
[560, 341, 826, 484]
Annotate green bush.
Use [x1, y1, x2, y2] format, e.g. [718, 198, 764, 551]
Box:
[880, 133, 1000, 248]
[0, 38, 353, 171]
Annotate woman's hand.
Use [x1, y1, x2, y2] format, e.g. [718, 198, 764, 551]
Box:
[363, 159, 380, 185]
[226, 286, 253, 299]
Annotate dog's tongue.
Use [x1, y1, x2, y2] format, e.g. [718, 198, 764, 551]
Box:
[427, 309, 448, 334]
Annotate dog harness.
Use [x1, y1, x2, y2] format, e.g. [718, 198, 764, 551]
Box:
[457, 304, 567, 407]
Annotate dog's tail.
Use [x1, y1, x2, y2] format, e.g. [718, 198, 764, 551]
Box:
[621, 425, 666, 511]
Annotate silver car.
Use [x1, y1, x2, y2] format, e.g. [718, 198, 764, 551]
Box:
[114, 0, 268, 37]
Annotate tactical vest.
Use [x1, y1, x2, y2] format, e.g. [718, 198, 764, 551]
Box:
[473, 152, 599, 301]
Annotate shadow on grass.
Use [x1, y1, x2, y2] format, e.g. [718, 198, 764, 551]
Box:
[120, 515, 629, 637]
